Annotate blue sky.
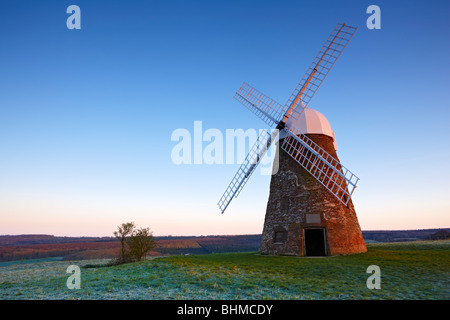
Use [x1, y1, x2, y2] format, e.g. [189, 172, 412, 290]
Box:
[0, 0, 449, 236]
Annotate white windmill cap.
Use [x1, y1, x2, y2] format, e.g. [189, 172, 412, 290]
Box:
[282, 107, 337, 150]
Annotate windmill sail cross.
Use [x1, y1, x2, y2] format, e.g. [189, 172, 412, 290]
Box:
[218, 23, 359, 213]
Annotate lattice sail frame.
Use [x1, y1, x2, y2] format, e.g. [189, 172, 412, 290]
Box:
[281, 127, 359, 205]
[282, 23, 357, 122]
[217, 129, 279, 213]
[218, 23, 359, 213]
[234, 82, 286, 127]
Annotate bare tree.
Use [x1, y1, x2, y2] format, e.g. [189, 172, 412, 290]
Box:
[127, 227, 156, 261]
[113, 222, 135, 263]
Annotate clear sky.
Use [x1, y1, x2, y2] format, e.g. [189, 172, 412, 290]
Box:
[0, 0, 449, 237]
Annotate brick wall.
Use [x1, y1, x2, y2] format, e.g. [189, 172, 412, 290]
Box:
[260, 134, 367, 256]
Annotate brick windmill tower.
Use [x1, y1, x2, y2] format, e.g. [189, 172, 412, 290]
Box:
[217, 23, 366, 256]
[260, 108, 366, 256]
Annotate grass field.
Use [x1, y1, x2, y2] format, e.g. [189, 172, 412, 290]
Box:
[0, 240, 448, 300]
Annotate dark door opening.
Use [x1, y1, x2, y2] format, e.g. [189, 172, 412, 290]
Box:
[304, 228, 326, 256]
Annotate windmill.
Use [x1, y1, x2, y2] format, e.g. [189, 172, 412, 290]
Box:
[217, 23, 367, 256]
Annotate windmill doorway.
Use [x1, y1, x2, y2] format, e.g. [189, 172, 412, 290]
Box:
[304, 228, 327, 256]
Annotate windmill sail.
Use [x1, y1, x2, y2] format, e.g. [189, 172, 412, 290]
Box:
[217, 129, 278, 213]
[218, 23, 359, 213]
[281, 23, 357, 124]
[234, 82, 286, 128]
[280, 127, 359, 206]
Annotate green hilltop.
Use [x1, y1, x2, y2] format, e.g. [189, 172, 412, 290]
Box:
[1, 240, 448, 300]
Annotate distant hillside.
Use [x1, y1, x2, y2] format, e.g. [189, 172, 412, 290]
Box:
[426, 230, 450, 240]
[0, 228, 448, 263]
[0, 234, 116, 246]
[0, 234, 262, 263]
[361, 228, 450, 242]
[0, 240, 121, 262]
